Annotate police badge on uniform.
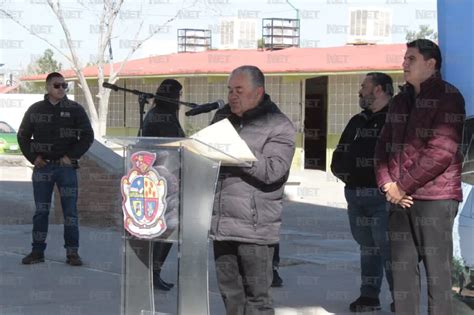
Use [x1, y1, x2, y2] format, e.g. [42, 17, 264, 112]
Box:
[121, 151, 168, 238]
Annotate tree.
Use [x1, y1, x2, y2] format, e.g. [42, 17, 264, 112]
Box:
[21, 49, 63, 93]
[0, 0, 190, 138]
[405, 25, 438, 42]
[27, 48, 62, 75]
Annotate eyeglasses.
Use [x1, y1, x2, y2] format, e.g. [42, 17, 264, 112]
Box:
[53, 83, 68, 89]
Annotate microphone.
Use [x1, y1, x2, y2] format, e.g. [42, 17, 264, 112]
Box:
[102, 82, 119, 91]
[185, 99, 225, 116]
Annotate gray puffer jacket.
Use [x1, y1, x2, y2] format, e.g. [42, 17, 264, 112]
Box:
[210, 94, 296, 245]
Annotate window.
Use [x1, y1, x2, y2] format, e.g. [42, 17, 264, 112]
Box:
[349, 8, 391, 43]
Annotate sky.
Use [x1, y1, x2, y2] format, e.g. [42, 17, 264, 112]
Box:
[0, 0, 437, 77]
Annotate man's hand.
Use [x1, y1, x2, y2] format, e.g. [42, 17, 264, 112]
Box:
[398, 195, 414, 208]
[382, 182, 413, 208]
[60, 155, 72, 166]
[34, 156, 47, 168]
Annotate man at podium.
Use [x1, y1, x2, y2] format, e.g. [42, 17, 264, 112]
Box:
[210, 65, 296, 314]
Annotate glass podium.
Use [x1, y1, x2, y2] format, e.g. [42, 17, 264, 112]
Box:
[107, 137, 247, 315]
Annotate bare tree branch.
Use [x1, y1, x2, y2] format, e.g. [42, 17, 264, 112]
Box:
[47, 0, 100, 134]
[2, 0, 204, 137]
[0, 8, 73, 64]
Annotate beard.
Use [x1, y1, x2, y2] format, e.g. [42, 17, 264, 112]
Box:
[359, 94, 375, 110]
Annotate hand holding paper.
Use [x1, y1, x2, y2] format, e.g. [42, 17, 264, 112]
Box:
[189, 119, 257, 162]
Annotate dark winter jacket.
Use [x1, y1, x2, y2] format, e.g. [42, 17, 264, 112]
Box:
[210, 94, 296, 245]
[375, 75, 465, 201]
[17, 95, 94, 165]
[331, 106, 388, 189]
[142, 101, 185, 138]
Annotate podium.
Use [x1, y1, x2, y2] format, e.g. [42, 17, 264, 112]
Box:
[107, 137, 248, 315]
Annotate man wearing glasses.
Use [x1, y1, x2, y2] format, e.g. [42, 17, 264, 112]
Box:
[18, 72, 94, 266]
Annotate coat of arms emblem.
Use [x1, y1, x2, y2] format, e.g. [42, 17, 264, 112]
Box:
[121, 151, 167, 238]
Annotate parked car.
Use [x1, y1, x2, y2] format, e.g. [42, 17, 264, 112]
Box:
[0, 121, 20, 154]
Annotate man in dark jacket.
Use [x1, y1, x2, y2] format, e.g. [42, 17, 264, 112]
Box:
[375, 39, 465, 315]
[142, 79, 184, 291]
[18, 72, 94, 266]
[331, 72, 394, 312]
[210, 65, 296, 314]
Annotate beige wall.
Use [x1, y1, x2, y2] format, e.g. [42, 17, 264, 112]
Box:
[75, 72, 404, 171]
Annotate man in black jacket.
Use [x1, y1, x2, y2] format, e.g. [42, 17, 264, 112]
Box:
[331, 72, 394, 312]
[18, 72, 94, 266]
[142, 79, 183, 291]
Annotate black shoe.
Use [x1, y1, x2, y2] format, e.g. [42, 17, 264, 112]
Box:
[390, 302, 395, 312]
[153, 274, 174, 291]
[21, 251, 45, 264]
[349, 296, 381, 312]
[66, 252, 83, 266]
[271, 269, 283, 287]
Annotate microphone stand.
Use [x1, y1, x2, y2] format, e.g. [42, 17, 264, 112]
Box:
[103, 82, 197, 136]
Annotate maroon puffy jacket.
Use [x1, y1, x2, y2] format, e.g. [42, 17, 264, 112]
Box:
[375, 75, 465, 201]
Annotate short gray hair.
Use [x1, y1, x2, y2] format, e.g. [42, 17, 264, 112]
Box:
[230, 65, 265, 88]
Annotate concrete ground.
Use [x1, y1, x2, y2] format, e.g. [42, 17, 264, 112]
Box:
[0, 157, 473, 315]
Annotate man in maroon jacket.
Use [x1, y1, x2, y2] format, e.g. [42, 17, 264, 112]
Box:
[375, 39, 465, 315]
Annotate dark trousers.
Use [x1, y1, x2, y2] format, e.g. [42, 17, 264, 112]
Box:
[389, 199, 458, 315]
[214, 241, 274, 315]
[152, 241, 172, 274]
[345, 188, 393, 298]
[272, 243, 280, 269]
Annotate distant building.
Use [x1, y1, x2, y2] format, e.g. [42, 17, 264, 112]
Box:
[22, 44, 407, 171]
[219, 17, 259, 50]
[348, 8, 392, 44]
